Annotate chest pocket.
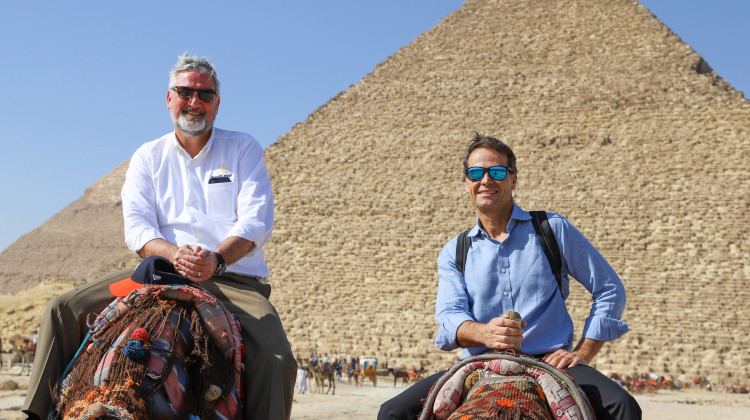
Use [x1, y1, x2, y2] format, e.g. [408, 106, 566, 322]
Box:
[207, 182, 236, 220]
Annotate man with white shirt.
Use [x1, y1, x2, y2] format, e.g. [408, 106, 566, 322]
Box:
[23, 52, 296, 420]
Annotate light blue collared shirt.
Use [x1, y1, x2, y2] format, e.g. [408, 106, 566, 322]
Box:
[435, 203, 629, 359]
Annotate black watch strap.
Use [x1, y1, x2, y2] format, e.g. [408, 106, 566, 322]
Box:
[214, 252, 227, 276]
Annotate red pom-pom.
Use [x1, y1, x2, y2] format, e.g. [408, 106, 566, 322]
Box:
[132, 328, 149, 341]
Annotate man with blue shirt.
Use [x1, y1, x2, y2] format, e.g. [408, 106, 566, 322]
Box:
[378, 133, 640, 420]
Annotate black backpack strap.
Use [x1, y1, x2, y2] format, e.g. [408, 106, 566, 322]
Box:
[455, 229, 472, 275]
[455, 215, 563, 297]
[530, 211, 563, 296]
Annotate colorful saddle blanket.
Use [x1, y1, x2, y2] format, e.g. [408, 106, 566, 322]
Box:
[53, 284, 244, 420]
[420, 352, 596, 420]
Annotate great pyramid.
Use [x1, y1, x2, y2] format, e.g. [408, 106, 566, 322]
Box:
[1, 0, 748, 385]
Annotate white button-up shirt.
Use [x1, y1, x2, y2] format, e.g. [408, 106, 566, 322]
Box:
[122, 127, 274, 280]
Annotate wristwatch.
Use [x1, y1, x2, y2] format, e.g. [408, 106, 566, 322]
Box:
[214, 252, 227, 277]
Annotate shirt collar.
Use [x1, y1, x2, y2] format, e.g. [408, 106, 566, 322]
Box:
[470, 202, 528, 238]
[510, 202, 531, 221]
[170, 127, 216, 160]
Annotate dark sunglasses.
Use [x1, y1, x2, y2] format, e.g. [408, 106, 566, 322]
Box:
[465, 165, 515, 182]
[171, 86, 217, 102]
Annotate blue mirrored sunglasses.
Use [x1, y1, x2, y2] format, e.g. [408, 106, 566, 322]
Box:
[465, 165, 514, 182]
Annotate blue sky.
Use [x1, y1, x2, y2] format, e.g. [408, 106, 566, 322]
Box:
[1, 1, 748, 253]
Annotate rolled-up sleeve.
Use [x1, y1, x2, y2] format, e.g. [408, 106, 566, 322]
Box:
[224, 140, 273, 255]
[582, 314, 629, 342]
[435, 239, 474, 351]
[558, 216, 629, 342]
[122, 150, 165, 254]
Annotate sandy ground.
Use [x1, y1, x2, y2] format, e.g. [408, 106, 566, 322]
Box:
[1, 368, 749, 420]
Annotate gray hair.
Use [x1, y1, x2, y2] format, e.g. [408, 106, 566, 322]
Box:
[168, 51, 220, 95]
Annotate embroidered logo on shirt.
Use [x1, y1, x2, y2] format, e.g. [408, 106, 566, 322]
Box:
[208, 163, 232, 184]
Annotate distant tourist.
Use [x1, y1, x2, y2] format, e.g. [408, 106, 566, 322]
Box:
[378, 132, 640, 419]
[297, 366, 309, 394]
[23, 52, 295, 420]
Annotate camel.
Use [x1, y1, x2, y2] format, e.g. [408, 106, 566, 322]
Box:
[13, 348, 34, 375]
[362, 366, 378, 387]
[312, 361, 336, 395]
[347, 365, 362, 386]
[387, 368, 411, 387]
[8, 337, 35, 375]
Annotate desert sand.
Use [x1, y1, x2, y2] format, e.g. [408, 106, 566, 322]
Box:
[2, 367, 749, 420]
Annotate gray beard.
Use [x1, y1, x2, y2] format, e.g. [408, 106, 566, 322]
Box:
[173, 111, 212, 137]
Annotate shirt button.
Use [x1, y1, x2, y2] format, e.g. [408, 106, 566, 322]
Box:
[501, 268, 506, 273]
[504, 291, 509, 297]
[500, 245, 504, 249]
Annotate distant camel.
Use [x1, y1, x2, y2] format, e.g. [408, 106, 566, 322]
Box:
[387, 368, 410, 387]
[347, 365, 362, 386]
[8, 338, 35, 375]
[13, 348, 34, 375]
[312, 361, 336, 395]
[362, 366, 378, 387]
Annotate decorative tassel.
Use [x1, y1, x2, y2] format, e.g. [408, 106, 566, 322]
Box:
[123, 340, 145, 360]
[132, 328, 149, 341]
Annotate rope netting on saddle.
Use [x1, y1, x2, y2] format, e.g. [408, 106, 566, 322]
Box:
[419, 352, 596, 420]
[52, 285, 244, 420]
